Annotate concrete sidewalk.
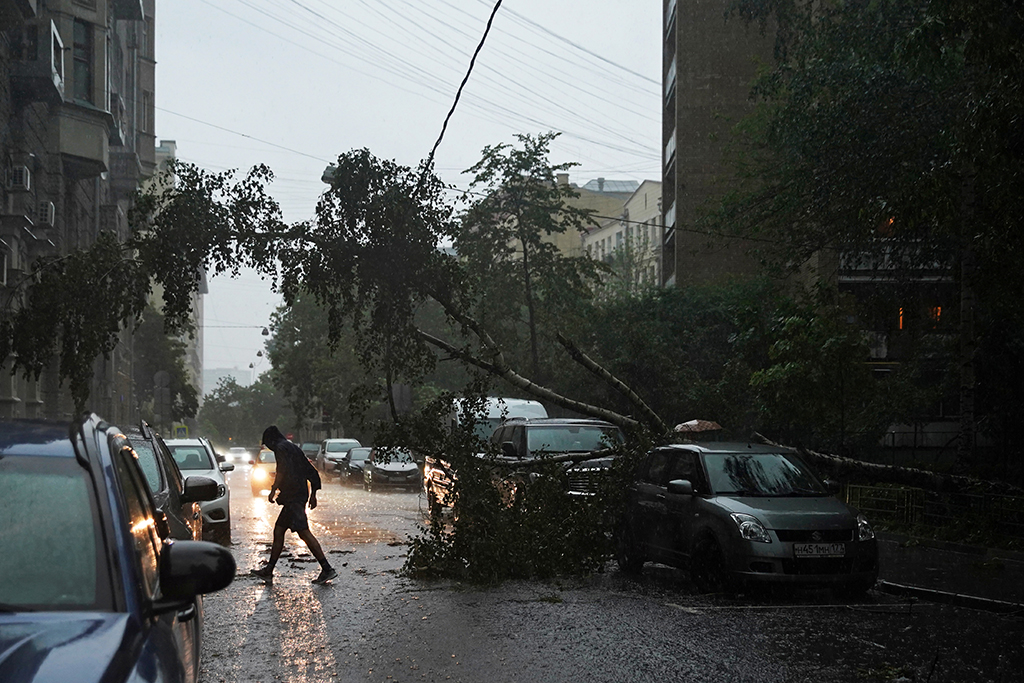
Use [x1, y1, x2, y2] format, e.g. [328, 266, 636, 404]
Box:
[876, 532, 1024, 613]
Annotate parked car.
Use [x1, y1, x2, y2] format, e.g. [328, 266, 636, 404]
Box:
[250, 447, 277, 496]
[126, 421, 219, 542]
[340, 445, 372, 485]
[363, 447, 421, 492]
[317, 438, 362, 482]
[164, 437, 234, 545]
[0, 415, 235, 683]
[424, 416, 624, 514]
[616, 443, 879, 597]
[300, 442, 320, 462]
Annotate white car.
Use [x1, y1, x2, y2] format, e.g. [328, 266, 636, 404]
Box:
[164, 437, 234, 545]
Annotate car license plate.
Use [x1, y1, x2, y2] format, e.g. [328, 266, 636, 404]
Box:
[794, 543, 845, 558]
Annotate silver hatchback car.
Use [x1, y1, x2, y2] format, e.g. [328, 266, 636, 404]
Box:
[617, 443, 878, 597]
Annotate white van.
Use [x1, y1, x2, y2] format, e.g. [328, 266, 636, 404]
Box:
[445, 397, 549, 441]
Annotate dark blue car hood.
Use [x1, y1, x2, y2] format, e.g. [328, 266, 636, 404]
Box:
[0, 613, 132, 683]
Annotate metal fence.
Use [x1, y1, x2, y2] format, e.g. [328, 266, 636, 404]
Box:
[846, 485, 1024, 542]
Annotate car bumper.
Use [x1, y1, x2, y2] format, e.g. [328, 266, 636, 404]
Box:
[725, 538, 879, 586]
[366, 472, 421, 488]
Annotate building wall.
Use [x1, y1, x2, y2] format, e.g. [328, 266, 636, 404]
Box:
[0, 0, 155, 421]
[583, 180, 662, 288]
[662, 0, 773, 286]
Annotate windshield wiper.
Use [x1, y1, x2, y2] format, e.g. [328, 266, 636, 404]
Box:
[787, 488, 825, 496]
[721, 489, 767, 497]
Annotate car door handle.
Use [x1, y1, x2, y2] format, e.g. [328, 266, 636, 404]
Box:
[655, 493, 666, 500]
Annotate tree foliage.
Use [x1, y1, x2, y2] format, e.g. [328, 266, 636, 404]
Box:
[133, 304, 199, 423]
[197, 374, 293, 448]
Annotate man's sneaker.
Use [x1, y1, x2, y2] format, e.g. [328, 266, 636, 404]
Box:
[250, 566, 274, 581]
[312, 566, 338, 584]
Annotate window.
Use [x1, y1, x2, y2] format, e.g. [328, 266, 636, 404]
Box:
[142, 90, 153, 132]
[73, 19, 93, 103]
[113, 438, 160, 596]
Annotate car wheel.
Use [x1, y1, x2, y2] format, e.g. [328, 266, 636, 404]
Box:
[691, 535, 733, 594]
[615, 525, 645, 574]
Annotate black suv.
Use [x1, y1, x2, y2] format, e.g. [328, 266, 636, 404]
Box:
[424, 418, 625, 514]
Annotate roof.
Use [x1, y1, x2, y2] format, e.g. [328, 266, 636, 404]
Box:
[662, 442, 795, 454]
[504, 417, 619, 428]
[580, 179, 640, 195]
[0, 419, 77, 457]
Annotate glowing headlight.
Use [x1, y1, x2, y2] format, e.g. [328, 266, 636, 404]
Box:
[252, 468, 268, 482]
[856, 513, 876, 541]
[730, 513, 772, 543]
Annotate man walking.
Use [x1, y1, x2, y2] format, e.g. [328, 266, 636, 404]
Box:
[251, 425, 338, 584]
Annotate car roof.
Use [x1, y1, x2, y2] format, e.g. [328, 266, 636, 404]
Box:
[0, 419, 77, 457]
[659, 442, 795, 455]
[504, 417, 618, 427]
[324, 438, 360, 443]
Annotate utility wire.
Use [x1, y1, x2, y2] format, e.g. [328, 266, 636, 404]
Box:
[422, 0, 504, 183]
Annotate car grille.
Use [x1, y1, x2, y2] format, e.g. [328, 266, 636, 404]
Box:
[775, 529, 854, 543]
[566, 468, 604, 495]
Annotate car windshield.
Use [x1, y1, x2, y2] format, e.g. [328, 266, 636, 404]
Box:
[167, 444, 213, 470]
[301, 443, 318, 452]
[348, 448, 371, 462]
[0, 456, 110, 610]
[703, 452, 826, 496]
[326, 441, 359, 453]
[258, 450, 275, 464]
[373, 448, 414, 464]
[526, 426, 623, 453]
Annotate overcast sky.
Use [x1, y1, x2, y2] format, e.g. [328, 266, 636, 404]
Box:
[155, 0, 661, 388]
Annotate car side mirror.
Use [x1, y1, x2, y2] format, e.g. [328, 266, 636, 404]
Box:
[823, 479, 841, 496]
[152, 539, 236, 614]
[501, 441, 518, 458]
[182, 475, 219, 503]
[667, 479, 693, 495]
[219, 462, 235, 473]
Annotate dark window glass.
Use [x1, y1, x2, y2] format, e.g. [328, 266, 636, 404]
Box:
[168, 445, 213, 470]
[73, 19, 92, 102]
[112, 439, 159, 595]
[703, 452, 826, 496]
[131, 438, 163, 493]
[0, 456, 110, 610]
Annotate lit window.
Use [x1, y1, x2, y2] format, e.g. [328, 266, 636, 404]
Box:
[898, 307, 904, 330]
[930, 306, 942, 323]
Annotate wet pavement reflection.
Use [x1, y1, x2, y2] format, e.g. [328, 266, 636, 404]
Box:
[197, 464, 1024, 683]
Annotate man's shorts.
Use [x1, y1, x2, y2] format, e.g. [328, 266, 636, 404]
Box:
[275, 502, 309, 533]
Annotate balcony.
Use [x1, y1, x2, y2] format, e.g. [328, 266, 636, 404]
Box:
[664, 128, 676, 169]
[0, 0, 37, 29]
[664, 59, 676, 102]
[109, 91, 127, 147]
[10, 19, 64, 104]
[58, 103, 110, 179]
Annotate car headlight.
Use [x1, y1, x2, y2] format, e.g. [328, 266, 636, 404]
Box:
[856, 513, 876, 541]
[253, 468, 268, 482]
[730, 513, 772, 543]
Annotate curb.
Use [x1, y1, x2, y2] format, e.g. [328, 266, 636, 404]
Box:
[877, 532, 1024, 565]
[876, 580, 1024, 615]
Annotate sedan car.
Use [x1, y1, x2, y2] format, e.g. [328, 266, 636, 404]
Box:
[339, 445, 372, 485]
[0, 415, 235, 683]
[300, 442, 320, 462]
[126, 421, 219, 542]
[363, 447, 421, 492]
[317, 438, 362, 482]
[164, 437, 234, 546]
[616, 443, 878, 597]
[250, 447, 277, 496]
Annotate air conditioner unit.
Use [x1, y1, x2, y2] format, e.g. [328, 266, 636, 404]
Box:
[38, 201, 55, 226]
[7, 166, 31, 192]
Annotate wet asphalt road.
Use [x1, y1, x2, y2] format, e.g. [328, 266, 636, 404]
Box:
[198, 464, 1024, 683]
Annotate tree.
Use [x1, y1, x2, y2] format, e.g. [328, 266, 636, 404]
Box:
[133, 304, 199, 424]
[197, 374, 293, 447]
[719, 0, 1024, 472]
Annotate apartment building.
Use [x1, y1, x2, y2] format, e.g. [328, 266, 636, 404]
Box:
[583, 179, 662, 290]
[661, 0, 772, 286]
[0, 0, 156, 420]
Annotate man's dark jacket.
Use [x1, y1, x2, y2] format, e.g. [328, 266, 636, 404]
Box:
[262, 426, 321, 504]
